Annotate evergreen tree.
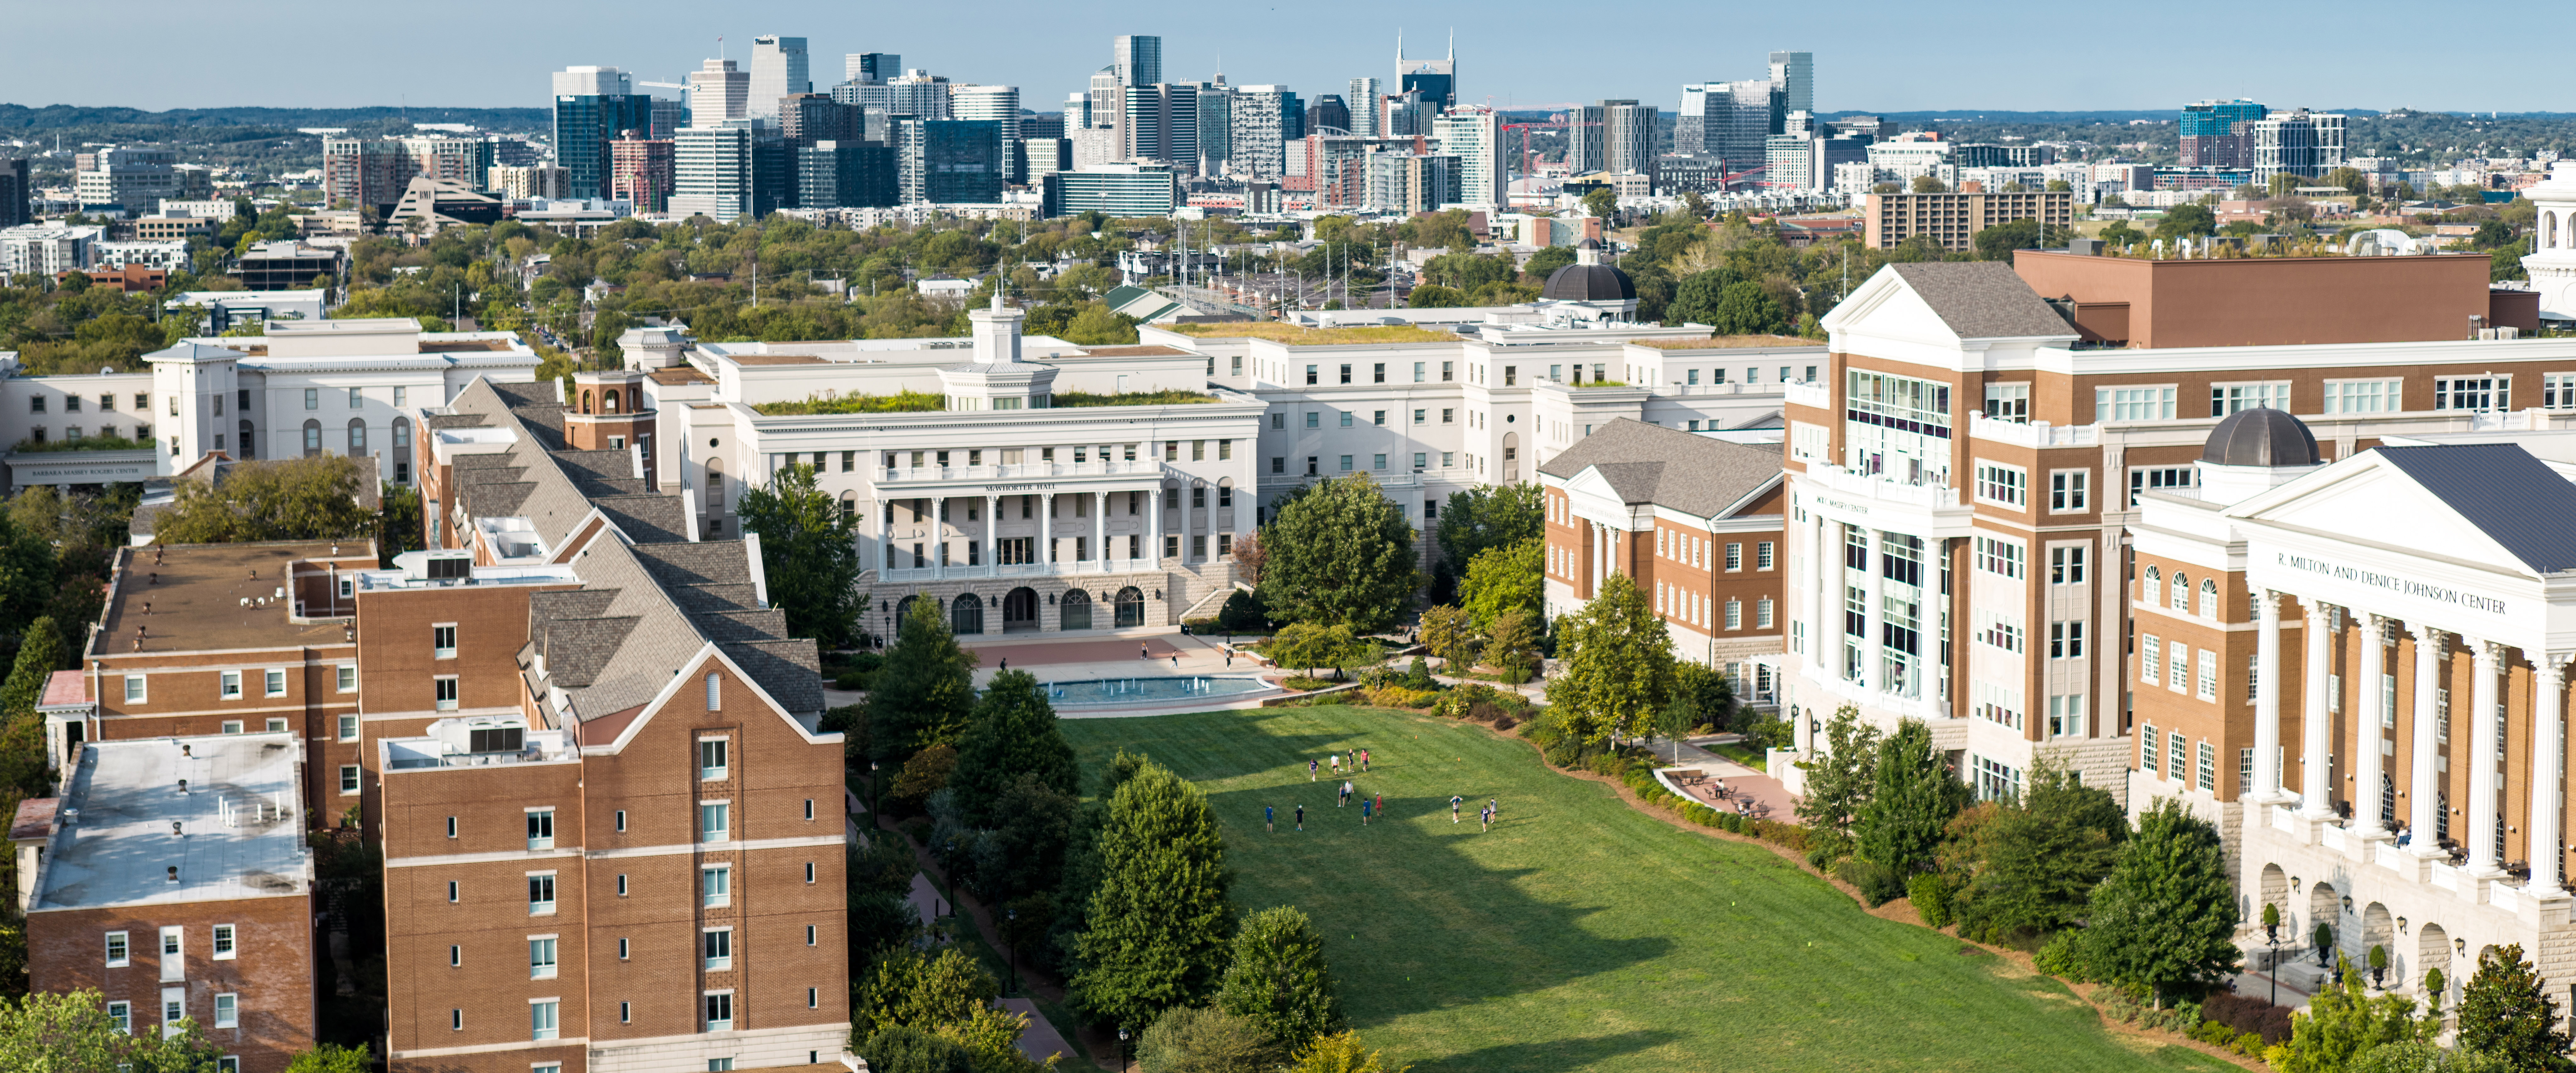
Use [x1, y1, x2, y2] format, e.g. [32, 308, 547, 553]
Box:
[2456, 943, 2573, 1073]
[0, 616, 60, 721]
[1944, 763, 2124, 937]
[1793, 705, 1880, 860]
[1137, 1006, 1275, 1073]
[1256, 475, 1418, 632]
[736, 463, 863, 647]
[1072, 758, 1235, 1029]
[2080, 798, 2241, 1005]
[949, 670, 1078, 829]
[867, 598, 978, 763]
[1541, 572, 1674, 743]
[1852, 718, 1966, 876]
[1214, 906, 1342, 1052]
[1415, 605, 1476, 670]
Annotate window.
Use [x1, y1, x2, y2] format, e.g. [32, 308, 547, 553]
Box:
[1724, 543, 1743, 571]
[1442, 408, 1454, 424]
[704, 929, 732, 969]
[221, 720, 243, 734]
[1338, 411, 1353, 428]
[1756, 599, 1774, 629]
[2049, 470, 2089, 512]
[1983, 382, 2030, 422]
[448, 881, 458, 902]
[1972, 536, 2024, 579]
[1977, 611, 2025, 653]
[2546, 374, 2576, 411]
[264, 669, 286, 697]
[2197, 742, 2217, 791]
[124, 675, 146, 703]
[303, 388, 319, 411]
[1974, 462, 2026, 507]
[528, 808, 555, 849]
[2141, 723, 2159, 772]
[704, 993, 734, 1032]
[1304, 364, 1317, 385]
[2169, 732, 2189, 778]
[432, 625, 456, 658]
[1271, 457, 1284, 474]
[2049, 622, 2085, 659]
[2169, 572, 2188, 611]
[108, 1001, 130, 1034]
[2199, 579, 2219, 619]
[532, 1000, 559, 1042]
[1757, 542, 1774, 570]
[2128, 466, 2196, 506]
[2436, 376, 2510, 412]
[213, 994, 237, 1029]
[446, 816, 457, 838]
[1724, 599, 1742, 631]
[434, 677, 458, 710]
[339, 765, 360, 795]
[2197, 649, 2219, 701]
[528, 873, 556, 914]
[106, 931, 129, 967]
[336, 666, 356, 693]
[700, 738, 729, 779]
[703, 866, 730, 906]
[2168, 643, 2190, 694]
[701, 802, 730, 842]
[2210, 382, 2291, 416]
[530, 937, 558, 978]
[1338, 364, 1352, 384]
[1303, 411, 1318, 429]
[2325, 378, 2404, 413]
[2095, 385, 2176, 421]
[1339, 455, 1352, 472]
[220, 671, 241, 699]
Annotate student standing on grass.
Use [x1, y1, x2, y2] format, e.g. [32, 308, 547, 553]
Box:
[1361, 748, 1370, 772]
[1265, 805, 1274, 833]
[1451, 795, 1463, 824]
[1374, 791, 1383, 816]
[1308, 758, 1319, 781]
[1295, 804, 1304, 831]
[1480, 805, 1491, 832]
[1330, 753, 1340, 775]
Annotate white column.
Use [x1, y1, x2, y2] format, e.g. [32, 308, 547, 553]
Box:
[2468, 639, 2504, 874]
[985, 495, 1000, 571]
[2532, 656, 2568, 898]
[879, 497, 894, 574]
[932, 496, 947, 580]
[2409, 623, 2446, 855]
[2301, 600, 2336, 818]
[1862, 527, 1885, 692]
[2356, 614, 2391, 837]
[1810, 514, 1831, 672]
[1095, 491, 1106, 566]
[2252, 589, 2285, 802]
[1149, 485, 1164, 565]
[1039, 494, 1053, 570]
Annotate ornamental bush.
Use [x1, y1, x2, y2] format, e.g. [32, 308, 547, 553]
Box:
[1907, 873, 1953, 929]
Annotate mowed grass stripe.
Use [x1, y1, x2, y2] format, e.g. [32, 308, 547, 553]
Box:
[1060, 705, 2236, 1073]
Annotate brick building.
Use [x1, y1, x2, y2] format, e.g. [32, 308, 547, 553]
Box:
[22, 733, 319, 1073]
[1538, 418, 1787, 696]
[1863, 189, 2073, 251]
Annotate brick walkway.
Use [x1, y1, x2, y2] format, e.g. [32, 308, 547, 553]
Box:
[1651, 735, 1799, 821]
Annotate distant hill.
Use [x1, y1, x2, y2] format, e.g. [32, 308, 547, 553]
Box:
[0, 103, 552, 132]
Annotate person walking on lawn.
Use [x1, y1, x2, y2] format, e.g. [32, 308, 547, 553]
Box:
[1308, 758, 1319, 781]
[1374, 791, 1383, 817]
[1265, 805, 1275, 833]
[1295, 804, 1304, 831]
[1451, 795, 1464, 824]
[1360, 748, 1370, 772]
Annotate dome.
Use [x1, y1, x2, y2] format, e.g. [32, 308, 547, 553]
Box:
[1542, 262, 1634, 301]
[2201, 408, 2320, 467]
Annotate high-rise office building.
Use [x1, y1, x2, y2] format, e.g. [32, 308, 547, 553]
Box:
[1382, 90, 1434, 137]
[1395, 33, 1455, 112]
[797, 141, 897, 208]
[649, 97, 688, 140]
[1307, 95, 1350, 136]
[2251, 109, 2346, 184]
[1363, 150, 1460, 213]
[1571, 100, 1652, 177]
[688, 59, 749, 122]
[2180, 98, 2268, 169]
[552, 66, 655, 200]
[322, 137, 497, 206]
[896, 119, 1004, 204]
[1194, 82, 1234, 174]
[672, 119, 784, 222]
[1346, 78, 1382, 136]
[609, 131, 676, 212]
[780, 93, 865, 148]
[1434, 106, 1505, 208]
[1112, 36, 1162, 90]
[1063, 91, 1091, 131]
[72, 146, 186, 213]
[0, 158, 29, 228]
[1229, 86, 1302, 179]
[886, 71, 953, 121]
[750, 36, 810, 116]
[846, 52, 900, 83]
[953, 85, 1022, 181]
[1768, 51, 1813, 116]
[1124, 84, 1200, 172]
[1676, 80, 1779, 172]
[1020, 113, 1066, 141]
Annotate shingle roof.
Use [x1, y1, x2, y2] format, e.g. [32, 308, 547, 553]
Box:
[1887, 262, 2078, 340]
[1536, 418, 1783, 517]
[2373, 444, 2576, 574]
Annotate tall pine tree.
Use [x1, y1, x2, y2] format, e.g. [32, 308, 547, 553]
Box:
[948, 670, 1078, 830]
[867, 598, 977, 764]
[1072, 758, 1235, 1029]
[2080, 798, 2240, 1005]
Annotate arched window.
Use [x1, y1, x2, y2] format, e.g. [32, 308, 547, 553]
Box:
[1217, 477, 1233, 508]
[839, 491, 856, 524]
[2170, 572, 2188, 611]
[2199, 579, 2219, 618]
[705, 457, 726, 512]
[302, 418, 322, 457]
[704, 672, 722, 710]
[2143, 565, 2161, 600]
[604, 389, 621, 413]
[951, 593, 984, 635]
[1061, 589, 1093, 631]
[237, 419, 255, 459]
[347, 418, 367, 457]
[581, 389, 595, 415]
[1113, 585, 1145, 628]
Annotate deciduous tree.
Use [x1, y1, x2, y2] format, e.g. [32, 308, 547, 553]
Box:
[2081, 798, 2241, 1005]
[867, 598, 978, 762]
[1138, 1006, 1274, 1073]
[948, 669, 1078, 829]
[1257, 476, 1416, 632]
[0, 987, 223, 1071]
[2268, 956, 2440, 1073]
[1415, 605, 1476, 670]
[153, 455, 374, 545]
[1542, 572, 1674, 743]
[1853, 718, 1967, 876]
[1073, 758, 1235, 1028]
[1942, 763, 2124, 937]
[736, 462, 863, 647]
[1794, 705, 1880, 860]
[1457, 538, 1541, 632]
[1435, 484, 1542, 570]
[2455, 943, 2572, 1072]
[1214, 906, 1342, 1052]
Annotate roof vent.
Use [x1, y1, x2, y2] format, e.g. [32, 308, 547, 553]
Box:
[170, 821, 182, 836]
[166, 865, 179, 883]
[177, 779, 188, 794]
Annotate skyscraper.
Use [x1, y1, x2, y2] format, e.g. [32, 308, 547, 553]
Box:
[688, 59, 749, 122]
[1434, 106, 1504, 208]
[1346, 78, 1382, 136]
[609, 131, 675, 213]
[1112, 36, 1162, 90]
[1395, 33, 1455, 112]
[672, 122, 758, 221]
[1768, 51, 1813, 116]
[552, 66, 654, 200]
[1124, 84, 1200, 172]
[1307, 95, 1350, 137]
[2252, 109, 2346, 184]
[2180, 98, 2267, 169]
[1676, 80, 1777, 172]
[779, 92, 865, 147]
[846, 53, 900, 83]
[1194, 81, 1234, 174]
[749, 36, 810, 116]
[952, 85, 1022, 182]
[896, 119, 1004, 204]
[0, 158, 29, 228]
[1230, 86, 1302, 179]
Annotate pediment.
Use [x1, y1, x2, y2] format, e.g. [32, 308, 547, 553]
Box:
[2229, 460, 2530, 579]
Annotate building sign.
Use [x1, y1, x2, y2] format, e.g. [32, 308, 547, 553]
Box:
[1816, 496, 1870, 515]
[2277, 552, 2509, 616]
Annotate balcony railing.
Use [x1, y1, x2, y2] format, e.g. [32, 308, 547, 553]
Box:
[1658, 382, 1790, 398]
[878, 558, 1155, 584]
[1804, 464, 1963, 511]
[1783, 380, 1831, 411]
[1968, 412, 2100, 448]
[878, 459, 1162, 483]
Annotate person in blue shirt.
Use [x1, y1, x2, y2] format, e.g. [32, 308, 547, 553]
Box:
[1265, 805, 1275, 833]
[1451, 795, 1463, 824]
[1361, 797, 1372, 825]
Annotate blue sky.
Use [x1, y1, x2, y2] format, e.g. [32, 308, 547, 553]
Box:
[5, 0, 2562, 115]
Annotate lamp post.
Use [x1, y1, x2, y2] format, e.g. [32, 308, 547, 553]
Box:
[870, 760, 882, 819]
[1118, 1027, 1131, 1073]
[1005, 908, 1018, 997]
[2265, 909, 2281, 1008]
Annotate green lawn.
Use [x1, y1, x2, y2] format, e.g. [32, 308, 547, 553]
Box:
[1059, 705, 2236, 1073]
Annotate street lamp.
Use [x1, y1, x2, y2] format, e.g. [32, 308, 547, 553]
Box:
[1118, 1027, 1131, 1073]
[870, 760, 882, 819]
[2264, 905, 2282, 1008]
[1005, 908, 1018, 997]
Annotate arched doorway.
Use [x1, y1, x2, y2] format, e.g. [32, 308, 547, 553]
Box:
[1061, 589, 1093, 631]
[951, 593, 984, 635]
[2308, 881, 2341, 967]
[2418, 924, 2453, 1002]
[581, 389, 595, 414]
[2259, 864, 2290, 928]
[1114, 586, 1145, 628]
[895, 595, 919, 638]
[1502, 431, 1520, 483]
[1002, 587, 1039, 632]
[2362, 902, 2395, 986]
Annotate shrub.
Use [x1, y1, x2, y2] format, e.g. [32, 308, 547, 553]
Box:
[1283, 676, 1334, 691]
[836, 669, 878, 690]
[2034, 932, 2087, 979]
[2233, 1030, 2264, 1056]
[1183, 616, 1219, 634]
[2199, 992, 2295, 1045]
[2097, 991, 2141, 1025]
[1833, 859, 1906, 907]
[1361, 686, 1438, 709]
[1491, 715, 1516, 732]
[1498, 666, 1533, 685]
[1908, 873, 1953, 929]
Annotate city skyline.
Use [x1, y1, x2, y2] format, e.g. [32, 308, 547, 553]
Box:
[3, 0, 2561, 114]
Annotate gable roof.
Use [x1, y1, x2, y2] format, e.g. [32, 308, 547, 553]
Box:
[2372, 444, 2576, 574]
[1537, 418, 1783, 517]
[1885, 262, 2078, 340]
